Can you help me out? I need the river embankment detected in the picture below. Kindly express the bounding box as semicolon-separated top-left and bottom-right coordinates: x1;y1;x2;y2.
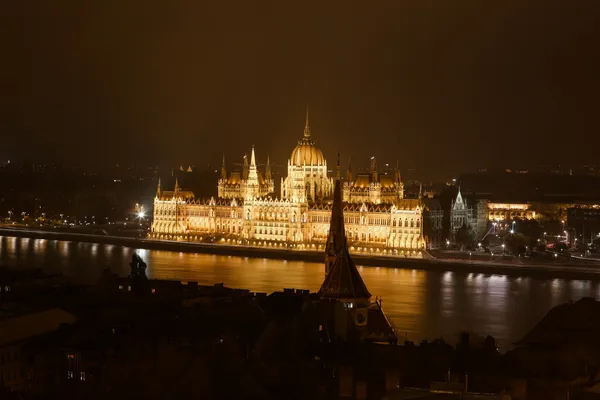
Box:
2;226;600;280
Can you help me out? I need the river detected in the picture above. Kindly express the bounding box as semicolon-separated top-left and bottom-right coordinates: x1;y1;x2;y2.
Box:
1;235;599;351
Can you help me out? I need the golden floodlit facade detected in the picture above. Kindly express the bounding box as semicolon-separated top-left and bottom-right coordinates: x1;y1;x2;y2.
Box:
150;112;426;256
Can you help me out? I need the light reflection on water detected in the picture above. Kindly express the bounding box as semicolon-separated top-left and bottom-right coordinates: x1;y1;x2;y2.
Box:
1;235;599;351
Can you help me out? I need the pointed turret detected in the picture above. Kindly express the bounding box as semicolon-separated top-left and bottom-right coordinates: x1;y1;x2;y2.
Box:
156;177;162;198
174;177;180;192
250;146;256;168
418;182;423;200
220;154;227;180
303;107;311;138
394;160;402;183
454;185;465;210
265;155;272;182
248;146;258;179
370;156;378;182
245;146;259;198
242;153;249;180
346;158;353;182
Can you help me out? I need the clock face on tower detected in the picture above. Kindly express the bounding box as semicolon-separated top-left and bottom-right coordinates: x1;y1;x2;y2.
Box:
355;310;366;326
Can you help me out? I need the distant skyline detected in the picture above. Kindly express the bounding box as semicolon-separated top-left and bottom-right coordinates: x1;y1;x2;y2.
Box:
2;1;599;181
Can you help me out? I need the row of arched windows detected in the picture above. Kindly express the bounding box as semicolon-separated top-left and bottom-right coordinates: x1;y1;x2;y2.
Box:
391;218;421;228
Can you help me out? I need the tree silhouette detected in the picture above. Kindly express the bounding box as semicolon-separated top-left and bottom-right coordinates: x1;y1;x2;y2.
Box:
455;224;475;250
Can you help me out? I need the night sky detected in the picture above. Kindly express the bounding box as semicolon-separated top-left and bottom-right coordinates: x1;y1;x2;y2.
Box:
2;1;599;180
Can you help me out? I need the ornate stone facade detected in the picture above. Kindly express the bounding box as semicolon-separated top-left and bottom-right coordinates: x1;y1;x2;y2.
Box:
217;147;274;199
343;158;404;204
280;110;334;202
450;187;475;239
151;112;426;255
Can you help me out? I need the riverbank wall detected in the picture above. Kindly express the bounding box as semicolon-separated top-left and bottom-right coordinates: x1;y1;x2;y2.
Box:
2;227;600;280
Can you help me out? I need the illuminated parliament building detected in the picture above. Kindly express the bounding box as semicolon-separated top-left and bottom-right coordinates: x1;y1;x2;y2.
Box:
151;112;427;255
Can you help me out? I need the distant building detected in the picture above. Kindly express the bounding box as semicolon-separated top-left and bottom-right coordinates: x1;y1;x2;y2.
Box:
422;198;444;248
218;149;274;199
343;158;404;204
0;308;76;392
566;205;600;246
450;187;475;240
487;202;536;223
151;111;426;255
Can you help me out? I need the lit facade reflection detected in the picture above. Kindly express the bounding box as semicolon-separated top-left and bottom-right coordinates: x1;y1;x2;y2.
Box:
0;234;597;351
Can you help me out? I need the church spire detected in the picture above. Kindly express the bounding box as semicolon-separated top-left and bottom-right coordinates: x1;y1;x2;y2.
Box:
325;172;346;277
320;176;371;300
303;107;311;138
220;154;227;180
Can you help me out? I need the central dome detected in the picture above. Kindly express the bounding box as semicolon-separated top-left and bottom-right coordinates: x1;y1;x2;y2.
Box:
289;111;326;167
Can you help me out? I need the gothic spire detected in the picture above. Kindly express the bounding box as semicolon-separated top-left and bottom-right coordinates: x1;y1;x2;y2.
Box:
370;156;378;182
303;107;311;138
156;177;162;198
320;178;371;299
242;153;249;180
220;154;227;180
347;157;353;182
247;146;258;183
394;160;402;183
325;177;346;276
265;155;272;181
174;177;180;192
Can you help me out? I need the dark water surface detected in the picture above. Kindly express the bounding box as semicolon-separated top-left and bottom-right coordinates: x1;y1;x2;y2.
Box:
2;235;598;351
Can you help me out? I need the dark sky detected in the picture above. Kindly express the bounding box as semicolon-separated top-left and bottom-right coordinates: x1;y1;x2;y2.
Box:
2;1;599;180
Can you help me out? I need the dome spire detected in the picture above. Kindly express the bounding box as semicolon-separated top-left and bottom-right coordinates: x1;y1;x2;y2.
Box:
304;106;311;138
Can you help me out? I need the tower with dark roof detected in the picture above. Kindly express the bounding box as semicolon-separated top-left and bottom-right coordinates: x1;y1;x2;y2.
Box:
319;178;372;329
325;177;346;277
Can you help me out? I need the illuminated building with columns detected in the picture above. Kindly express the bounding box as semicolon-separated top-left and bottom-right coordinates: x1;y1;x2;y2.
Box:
151;112;426;256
